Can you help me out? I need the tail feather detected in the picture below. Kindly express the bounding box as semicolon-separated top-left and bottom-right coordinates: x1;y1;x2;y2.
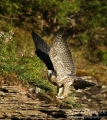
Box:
73;78;96;90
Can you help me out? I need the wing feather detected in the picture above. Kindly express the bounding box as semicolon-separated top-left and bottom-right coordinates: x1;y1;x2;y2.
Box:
32;31;54;71
32;31;50;54
49;29;76;80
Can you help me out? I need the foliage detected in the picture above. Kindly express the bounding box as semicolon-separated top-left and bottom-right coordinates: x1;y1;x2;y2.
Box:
98;50;107;65
75;33;89;45
0;0;22;16
0;30;54;92
33;0;80;25
0;0;79;25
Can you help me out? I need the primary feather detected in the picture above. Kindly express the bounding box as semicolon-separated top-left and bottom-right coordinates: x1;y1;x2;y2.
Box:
32;31;54;71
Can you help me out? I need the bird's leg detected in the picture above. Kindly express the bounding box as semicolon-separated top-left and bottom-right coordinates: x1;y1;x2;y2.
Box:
56;82;73;99
56;83;71;99
57;87;63;97
62;82;72;97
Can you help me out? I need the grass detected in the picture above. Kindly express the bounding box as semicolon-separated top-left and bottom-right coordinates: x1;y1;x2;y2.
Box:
0;28;55;93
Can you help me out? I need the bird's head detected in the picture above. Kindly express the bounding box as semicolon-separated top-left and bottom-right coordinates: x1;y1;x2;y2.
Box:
48;70;55;78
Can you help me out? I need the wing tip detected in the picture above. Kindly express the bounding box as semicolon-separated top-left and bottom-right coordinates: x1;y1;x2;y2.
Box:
56;28;65;36
32;30;34;34
32;30;40;37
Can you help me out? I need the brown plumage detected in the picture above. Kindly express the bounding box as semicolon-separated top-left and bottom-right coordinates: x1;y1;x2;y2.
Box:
32;29;96;99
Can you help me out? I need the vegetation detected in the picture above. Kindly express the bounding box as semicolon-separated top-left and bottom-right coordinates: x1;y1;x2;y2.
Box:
0;29;55;92
0;0;107;95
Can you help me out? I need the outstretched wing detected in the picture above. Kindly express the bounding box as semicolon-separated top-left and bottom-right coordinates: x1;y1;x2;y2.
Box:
49;29;76;81
32;31;54;71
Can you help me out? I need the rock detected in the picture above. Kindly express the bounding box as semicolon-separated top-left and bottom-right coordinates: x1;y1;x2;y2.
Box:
29;87;40;94
0;84;107;119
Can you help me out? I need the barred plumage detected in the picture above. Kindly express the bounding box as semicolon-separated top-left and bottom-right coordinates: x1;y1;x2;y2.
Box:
50;29;76;81
32;29;96;98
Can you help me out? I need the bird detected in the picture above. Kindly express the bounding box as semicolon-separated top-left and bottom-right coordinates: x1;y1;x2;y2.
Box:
31;29;96;99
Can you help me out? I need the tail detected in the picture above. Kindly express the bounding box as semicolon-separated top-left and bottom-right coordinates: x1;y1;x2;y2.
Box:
73;77;96;90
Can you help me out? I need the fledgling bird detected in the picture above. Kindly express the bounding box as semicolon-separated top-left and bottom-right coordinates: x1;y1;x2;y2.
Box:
31;29;96;99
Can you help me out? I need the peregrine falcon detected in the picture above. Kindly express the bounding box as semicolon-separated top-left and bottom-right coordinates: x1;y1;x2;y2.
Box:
32;29;96;98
